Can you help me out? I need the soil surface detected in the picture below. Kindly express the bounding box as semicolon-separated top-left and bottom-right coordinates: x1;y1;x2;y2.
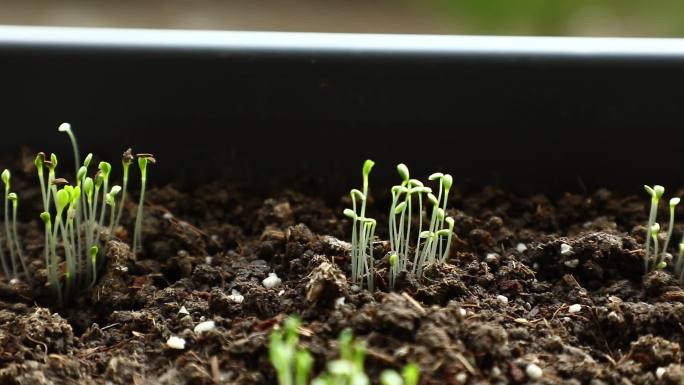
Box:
0;155;683;384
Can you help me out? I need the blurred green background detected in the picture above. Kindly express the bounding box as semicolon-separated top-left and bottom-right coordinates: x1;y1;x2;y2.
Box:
0;0;681;36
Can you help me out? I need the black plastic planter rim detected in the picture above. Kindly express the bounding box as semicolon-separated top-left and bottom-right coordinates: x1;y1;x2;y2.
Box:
0;25;682;195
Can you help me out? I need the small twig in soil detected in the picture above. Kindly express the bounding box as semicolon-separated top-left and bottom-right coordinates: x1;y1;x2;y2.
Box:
401;292;426;315
24;334;48;363
454;352;477;375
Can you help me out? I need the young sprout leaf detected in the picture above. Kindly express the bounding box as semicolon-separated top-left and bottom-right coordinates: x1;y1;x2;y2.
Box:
671;197;681;206
419;231;431;239
1;169;9;185
394;201;407;214
442;174;453;191
380;370;402;385
362;159;375;178
40;211;51;224
427;193;438;207
402;363;420;385
343;209;356;219
84;153;93;168
428;172;443;181
397;163;409;182
56;189;70;211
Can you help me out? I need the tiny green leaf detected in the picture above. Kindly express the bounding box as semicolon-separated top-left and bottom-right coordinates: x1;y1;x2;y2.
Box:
77;166;87;182
396;163;409;181
1;169;9;185
58;122;71;132
442;174;453;191
55;189;70;211
343;209;357;219
671;197;681;207
362;159;374;178
8;192;17;202
644;185;654;196
380;370;402;385
40;211;51;225
435;208;445;220
394;201;407;214
419;231;431;239
351;189;365;201
34;152;45;169
99;161;112;177
391;185;408;195
408;179;423;187
445;217;455;228
428;172;443;180
50;153;58;168
654;185;665;199
656;261;667;270
83;153;93;168
427;193;439;206
389;254;398;266
90;245;98;263
402;363;420;385
109;185;122;196
436;229;451;237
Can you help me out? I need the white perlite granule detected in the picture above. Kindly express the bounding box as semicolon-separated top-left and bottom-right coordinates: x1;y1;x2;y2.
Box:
496;295;509;305
228;289;244;303
262;273;282;289
166;336;186;349
526;363;543;379
560;243;573;255
194;320;216;334
568;304;582;314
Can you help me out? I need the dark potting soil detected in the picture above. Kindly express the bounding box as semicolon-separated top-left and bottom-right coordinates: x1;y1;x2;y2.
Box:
0;153;683;384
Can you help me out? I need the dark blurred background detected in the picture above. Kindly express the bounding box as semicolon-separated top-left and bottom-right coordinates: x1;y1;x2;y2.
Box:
1;0;682;36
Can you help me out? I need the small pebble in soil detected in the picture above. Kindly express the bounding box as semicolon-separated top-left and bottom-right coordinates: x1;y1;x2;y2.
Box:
516;243;527;253
455;372;468;384
166;336;186;349
485;253;500;263
262;272;282;289
205;256;213;265
458;308;467;317
564;259;580;268
657;367;666;379
560;243;573;255
228;289;244;303
568;304;582;314
162;212;173;220
526;363;543;380
178;306;189;315
194;320;216;334
496;295;509;305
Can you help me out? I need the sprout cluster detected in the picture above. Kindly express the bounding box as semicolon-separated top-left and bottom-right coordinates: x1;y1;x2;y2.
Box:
343;161;455;291
0;169;31;283
388;164;454;287
643;185;684;281
343;160;377;291
0;123;154;306
269;316;313;385
270;316;419;385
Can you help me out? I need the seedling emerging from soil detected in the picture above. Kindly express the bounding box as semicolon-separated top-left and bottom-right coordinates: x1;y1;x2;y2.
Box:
644;185;664;271
2;123;156;304
133;153;155;254
269;316;313;385
312;328;420;385
343;160;376;291
58;122;80;174
114;148;134;229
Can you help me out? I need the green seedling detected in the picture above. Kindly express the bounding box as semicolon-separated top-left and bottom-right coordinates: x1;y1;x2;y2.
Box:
58;122;80;175
269;316;312;385
644;185;664;272
662;197;680;265
343;160;376;291
7;192;30;284
133;154;155;254
114;148;134;229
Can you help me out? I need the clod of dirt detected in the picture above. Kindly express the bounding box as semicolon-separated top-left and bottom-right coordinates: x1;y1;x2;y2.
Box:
306;261;349;306
16;307;74;354
629;334;681;370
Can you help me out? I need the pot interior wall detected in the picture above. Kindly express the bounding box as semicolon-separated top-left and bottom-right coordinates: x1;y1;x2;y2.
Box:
1;29;683;196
